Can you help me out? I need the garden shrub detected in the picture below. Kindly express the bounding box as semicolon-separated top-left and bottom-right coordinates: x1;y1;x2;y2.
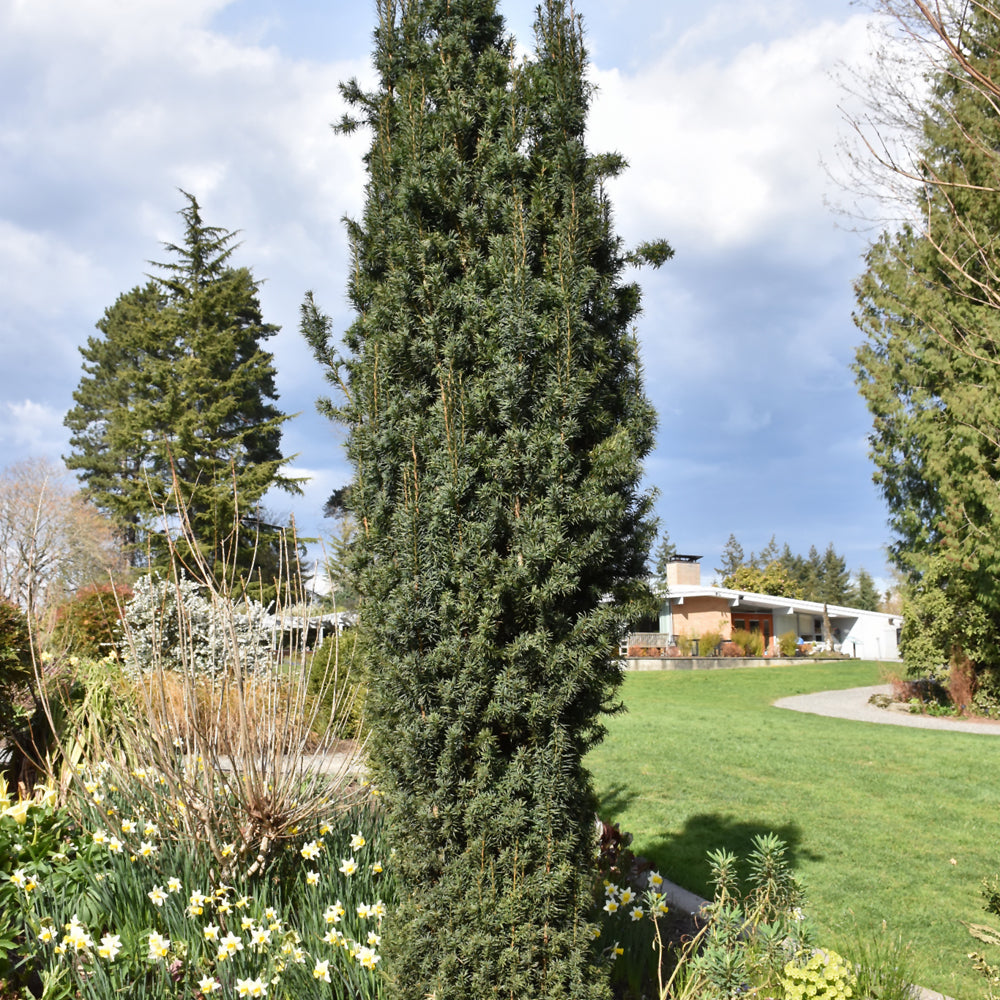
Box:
700;631;723;656
306;628;369;737
730;629;764;657
779;631;798;658
677;635;693;656
121;573;275;676
50;582;132;658
973;665;1000;717
0;600;35;783
780;948;856;1000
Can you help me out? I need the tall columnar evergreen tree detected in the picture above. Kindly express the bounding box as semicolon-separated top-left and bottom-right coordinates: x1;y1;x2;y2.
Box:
305;1;666;995
66;194;299;588
853;4;1000;679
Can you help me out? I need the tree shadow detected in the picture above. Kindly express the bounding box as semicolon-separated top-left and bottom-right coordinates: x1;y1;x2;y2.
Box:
597;784;640;820
604;810;825;900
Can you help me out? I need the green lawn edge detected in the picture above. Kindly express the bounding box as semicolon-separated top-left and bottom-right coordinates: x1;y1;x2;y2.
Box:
588;661;997;998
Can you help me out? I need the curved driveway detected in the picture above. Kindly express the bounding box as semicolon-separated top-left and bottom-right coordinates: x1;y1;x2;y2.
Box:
774;683;1000;734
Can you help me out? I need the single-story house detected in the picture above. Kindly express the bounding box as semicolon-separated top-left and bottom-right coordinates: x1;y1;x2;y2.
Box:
631;556;901;660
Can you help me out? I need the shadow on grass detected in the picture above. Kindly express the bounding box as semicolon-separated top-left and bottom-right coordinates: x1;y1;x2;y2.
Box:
599;809;824;900
598;784;640;821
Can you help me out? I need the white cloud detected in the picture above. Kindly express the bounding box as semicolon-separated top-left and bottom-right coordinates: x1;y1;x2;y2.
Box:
587;13;879;253
0;401;69;462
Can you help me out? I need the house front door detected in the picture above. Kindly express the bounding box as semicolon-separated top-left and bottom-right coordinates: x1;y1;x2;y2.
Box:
732;612;774;652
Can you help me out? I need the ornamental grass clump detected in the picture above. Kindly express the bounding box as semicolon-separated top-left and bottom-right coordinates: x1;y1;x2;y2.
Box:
31;502;366;876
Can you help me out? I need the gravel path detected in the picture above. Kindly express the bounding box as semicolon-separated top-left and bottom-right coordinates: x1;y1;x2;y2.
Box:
774;683;1000;734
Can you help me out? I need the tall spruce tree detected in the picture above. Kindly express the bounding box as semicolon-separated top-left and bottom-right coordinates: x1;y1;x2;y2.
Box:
306;1;666;995
853;3;1000;678
66;194;298;586
715;532;745;579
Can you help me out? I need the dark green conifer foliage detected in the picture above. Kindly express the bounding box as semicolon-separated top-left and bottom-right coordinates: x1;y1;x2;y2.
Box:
66;194;298;587
852;567;880;612
65;282;167;562
853;6;1000;674
307;1;664;995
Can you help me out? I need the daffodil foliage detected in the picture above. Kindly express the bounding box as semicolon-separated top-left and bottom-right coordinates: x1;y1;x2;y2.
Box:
305;0;666;996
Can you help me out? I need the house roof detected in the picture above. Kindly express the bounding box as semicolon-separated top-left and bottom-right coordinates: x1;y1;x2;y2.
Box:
660;584;901;626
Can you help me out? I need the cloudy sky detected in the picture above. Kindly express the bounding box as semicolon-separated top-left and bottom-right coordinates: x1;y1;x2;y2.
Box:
0;0;903;584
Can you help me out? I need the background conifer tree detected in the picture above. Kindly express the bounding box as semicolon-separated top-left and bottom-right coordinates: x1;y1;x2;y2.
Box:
853;3;1000;683
305;0;666;995
66;194;299;590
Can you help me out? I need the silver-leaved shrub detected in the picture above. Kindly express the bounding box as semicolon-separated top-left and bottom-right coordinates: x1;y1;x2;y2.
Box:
121;573;275;676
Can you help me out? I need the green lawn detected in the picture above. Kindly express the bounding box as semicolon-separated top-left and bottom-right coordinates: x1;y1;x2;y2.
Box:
587;661;1000;998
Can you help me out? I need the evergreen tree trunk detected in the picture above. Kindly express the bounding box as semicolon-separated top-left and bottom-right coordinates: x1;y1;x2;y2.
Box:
314;1;662;996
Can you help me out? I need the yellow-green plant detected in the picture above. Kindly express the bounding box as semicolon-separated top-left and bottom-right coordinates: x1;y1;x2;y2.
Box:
781;948;856;999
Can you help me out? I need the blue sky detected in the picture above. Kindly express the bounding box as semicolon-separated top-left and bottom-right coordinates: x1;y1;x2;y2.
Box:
0;0;900;584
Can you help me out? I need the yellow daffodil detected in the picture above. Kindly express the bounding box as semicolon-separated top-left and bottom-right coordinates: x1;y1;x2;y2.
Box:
313;959;331;982
339;857;357;877
349;832;366;850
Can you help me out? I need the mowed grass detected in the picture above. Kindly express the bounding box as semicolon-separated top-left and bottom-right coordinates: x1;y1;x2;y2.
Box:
587;661;1000;998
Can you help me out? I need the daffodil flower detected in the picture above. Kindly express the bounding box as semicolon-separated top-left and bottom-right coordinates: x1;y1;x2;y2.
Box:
339;856;357;876
98;933;122;960
147;931;170;960
356;945;380;970
313;959;331;982
350;832;366;850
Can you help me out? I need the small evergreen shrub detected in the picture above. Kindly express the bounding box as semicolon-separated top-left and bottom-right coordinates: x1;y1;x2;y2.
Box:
50;582;132;658
0;600;34;750
305;628;368;736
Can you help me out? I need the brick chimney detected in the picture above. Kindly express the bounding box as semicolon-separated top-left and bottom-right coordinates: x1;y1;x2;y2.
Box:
665;555;701;587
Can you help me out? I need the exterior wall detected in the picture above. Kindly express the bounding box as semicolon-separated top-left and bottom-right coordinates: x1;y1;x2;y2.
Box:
628;656;812;671
667;596;731;640
841;616;900;660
